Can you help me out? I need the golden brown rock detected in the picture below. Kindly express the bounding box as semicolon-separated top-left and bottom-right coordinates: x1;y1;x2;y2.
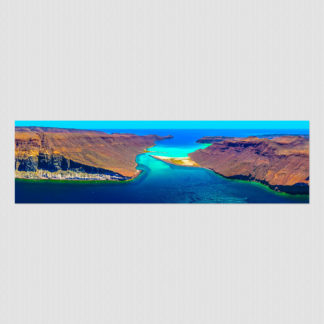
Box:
15;127;172;180
189;136;309;194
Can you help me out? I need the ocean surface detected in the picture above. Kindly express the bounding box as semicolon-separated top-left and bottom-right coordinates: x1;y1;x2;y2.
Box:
15;129;309;203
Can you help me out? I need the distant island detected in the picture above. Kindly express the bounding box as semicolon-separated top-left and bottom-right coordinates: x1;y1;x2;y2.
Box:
15;127;172;181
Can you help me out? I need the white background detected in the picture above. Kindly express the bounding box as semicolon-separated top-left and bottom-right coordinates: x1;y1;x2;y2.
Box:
1;0;323;323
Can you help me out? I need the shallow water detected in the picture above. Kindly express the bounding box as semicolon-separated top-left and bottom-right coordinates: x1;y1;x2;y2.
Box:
15;129;309;203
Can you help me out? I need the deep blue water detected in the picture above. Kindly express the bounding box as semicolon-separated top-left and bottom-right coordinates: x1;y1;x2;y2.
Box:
15;129;309;203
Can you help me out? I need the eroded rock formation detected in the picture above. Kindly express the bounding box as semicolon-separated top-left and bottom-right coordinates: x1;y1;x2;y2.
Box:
15;127;172;180
189;136;309;194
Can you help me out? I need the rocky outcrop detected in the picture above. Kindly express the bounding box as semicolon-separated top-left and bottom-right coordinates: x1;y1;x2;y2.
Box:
189;136;309;194
15;127;172;180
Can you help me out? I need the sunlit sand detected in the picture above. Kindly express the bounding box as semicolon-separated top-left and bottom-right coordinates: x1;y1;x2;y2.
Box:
151;155;200;167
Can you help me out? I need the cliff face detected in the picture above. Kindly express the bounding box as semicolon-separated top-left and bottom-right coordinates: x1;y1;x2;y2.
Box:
15;127;172;180
189;136;309;194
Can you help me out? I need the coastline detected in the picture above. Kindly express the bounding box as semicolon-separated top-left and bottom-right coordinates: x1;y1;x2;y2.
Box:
189;135;309;196
14;141;163;183
150;155;309;197
15;127;173;183
15;147;154;184
210;170;309;197
15;159;149;184
14;177;136;184
15;166;142;183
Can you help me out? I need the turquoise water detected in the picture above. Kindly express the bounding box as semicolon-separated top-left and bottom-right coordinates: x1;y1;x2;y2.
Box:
15;129;309;203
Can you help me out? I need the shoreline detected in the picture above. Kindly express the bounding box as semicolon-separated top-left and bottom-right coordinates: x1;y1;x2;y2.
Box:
15;127;173;183
151;155;309;197
14;174;139;184
17;154;309;197
210;170;309;197
14;177;136;184
14;143;160;183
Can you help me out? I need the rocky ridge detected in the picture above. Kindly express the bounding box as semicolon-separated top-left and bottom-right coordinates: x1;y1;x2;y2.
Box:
15;127;172;180
189;135;309;194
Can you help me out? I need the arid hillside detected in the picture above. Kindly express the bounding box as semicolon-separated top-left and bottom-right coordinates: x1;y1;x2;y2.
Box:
189;136;309;194
15;127;172;180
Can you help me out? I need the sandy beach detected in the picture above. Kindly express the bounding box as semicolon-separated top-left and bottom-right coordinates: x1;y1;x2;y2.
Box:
151;155;200;167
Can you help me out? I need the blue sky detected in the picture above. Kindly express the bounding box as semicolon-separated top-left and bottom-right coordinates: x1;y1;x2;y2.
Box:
15;120;309;130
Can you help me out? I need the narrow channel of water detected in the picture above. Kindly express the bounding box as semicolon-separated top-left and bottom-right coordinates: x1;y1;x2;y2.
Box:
15;129;309;203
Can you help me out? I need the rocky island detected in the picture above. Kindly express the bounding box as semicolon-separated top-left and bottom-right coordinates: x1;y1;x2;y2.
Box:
189;135;309;194
15;127;172;181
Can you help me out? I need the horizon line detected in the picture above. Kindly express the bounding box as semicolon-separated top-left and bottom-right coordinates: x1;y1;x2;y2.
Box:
15;120;310;130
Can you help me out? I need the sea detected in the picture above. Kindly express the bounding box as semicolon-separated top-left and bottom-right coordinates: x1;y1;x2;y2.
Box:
15;129;309;203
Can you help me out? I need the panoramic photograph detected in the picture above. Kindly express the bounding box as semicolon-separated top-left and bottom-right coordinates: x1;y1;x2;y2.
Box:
15;121;309;203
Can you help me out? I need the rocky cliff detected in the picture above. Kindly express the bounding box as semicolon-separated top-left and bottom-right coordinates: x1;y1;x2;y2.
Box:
189;136;309;194
15;127;172;180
